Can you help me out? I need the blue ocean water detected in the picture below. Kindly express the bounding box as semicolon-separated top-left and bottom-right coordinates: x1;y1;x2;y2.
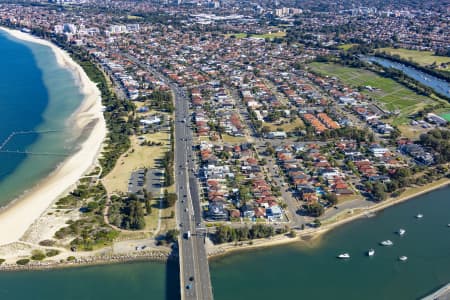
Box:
0;29;85;206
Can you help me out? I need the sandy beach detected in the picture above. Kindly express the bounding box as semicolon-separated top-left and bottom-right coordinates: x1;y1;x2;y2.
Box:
0;27;106;246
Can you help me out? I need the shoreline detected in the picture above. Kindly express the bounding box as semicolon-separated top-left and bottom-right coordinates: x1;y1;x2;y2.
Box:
0;27;107;246
0;251;173;273
0;176;446;271
207;178;450;259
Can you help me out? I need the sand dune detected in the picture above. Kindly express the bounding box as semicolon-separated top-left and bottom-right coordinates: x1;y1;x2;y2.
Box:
0;27;106;246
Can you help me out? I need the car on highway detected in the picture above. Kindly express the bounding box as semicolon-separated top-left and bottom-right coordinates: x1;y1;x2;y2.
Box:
186;284;192;290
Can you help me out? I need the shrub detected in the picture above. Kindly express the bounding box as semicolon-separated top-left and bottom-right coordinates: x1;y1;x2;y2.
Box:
16;259;30;265
67;256;76;261
45;250;60;257
39;240;56;247
31;250;46;261
0;258;5;265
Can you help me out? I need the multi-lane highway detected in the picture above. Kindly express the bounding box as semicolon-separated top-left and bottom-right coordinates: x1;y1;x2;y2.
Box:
172;85;213;300
117;52;213;299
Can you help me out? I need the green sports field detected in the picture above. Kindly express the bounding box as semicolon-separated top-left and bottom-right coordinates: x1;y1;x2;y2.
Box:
308;62;449;125
440;113;450;121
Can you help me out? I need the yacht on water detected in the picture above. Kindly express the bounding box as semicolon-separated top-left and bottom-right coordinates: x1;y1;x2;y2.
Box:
337;253;350;259
398;229;406;236
416;214;423;219
399;256;408;261
367;249;375;257
380;240;393;246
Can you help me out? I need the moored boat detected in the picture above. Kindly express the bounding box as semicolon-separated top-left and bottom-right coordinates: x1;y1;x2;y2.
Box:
337;253;350;259
399;256;408;261
398;229;406;236
416;214;423;219
367;249;375;257
380;240;393;246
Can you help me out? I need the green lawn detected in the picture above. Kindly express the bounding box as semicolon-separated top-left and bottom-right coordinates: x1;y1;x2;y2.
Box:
252;31;286;39
338;44;358;51
127;15;143;20
309;62;448;125
221;134;249;144
264;117;305;132
440;113;450;121
377;48;450;71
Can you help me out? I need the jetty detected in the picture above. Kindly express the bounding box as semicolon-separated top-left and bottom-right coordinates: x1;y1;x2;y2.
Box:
0;150;69;157
0;130;68;157
422;283;450;300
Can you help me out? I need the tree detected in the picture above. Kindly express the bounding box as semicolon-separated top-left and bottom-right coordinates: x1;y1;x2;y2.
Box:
165;229;180;243
85;201;99;213
165;192;177;207
305;203;324;217
372;182;387;202
145;198;152;215
313;219;322;227
324;193;338;205
122;195;146;230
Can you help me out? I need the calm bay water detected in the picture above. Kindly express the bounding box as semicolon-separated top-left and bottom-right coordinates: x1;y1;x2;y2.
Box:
0;186;448;300
0;30;84;206
0;262;168;300
210;186;450;300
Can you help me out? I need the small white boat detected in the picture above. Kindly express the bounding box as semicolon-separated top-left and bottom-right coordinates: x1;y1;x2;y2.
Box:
367;249;375;257
416;214;423;219
447;224;450;227
399;256;408;261
337;253;350;259
398;229;406;236
380;240;393;246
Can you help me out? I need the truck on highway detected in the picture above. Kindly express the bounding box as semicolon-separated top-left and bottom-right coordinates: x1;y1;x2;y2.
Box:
184;230;191;239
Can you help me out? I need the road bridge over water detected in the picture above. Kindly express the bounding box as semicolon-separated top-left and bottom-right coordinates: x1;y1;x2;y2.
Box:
111;53;214;300
173;83;213;300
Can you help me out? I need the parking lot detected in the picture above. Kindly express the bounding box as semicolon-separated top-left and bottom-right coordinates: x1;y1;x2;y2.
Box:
128;169;146;195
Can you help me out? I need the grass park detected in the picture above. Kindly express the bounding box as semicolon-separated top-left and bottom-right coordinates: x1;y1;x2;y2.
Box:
338;44;358;51
377;48;450;71
102;130;170;194
308;62;450;126
101;123;177;235
264;117;305;132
